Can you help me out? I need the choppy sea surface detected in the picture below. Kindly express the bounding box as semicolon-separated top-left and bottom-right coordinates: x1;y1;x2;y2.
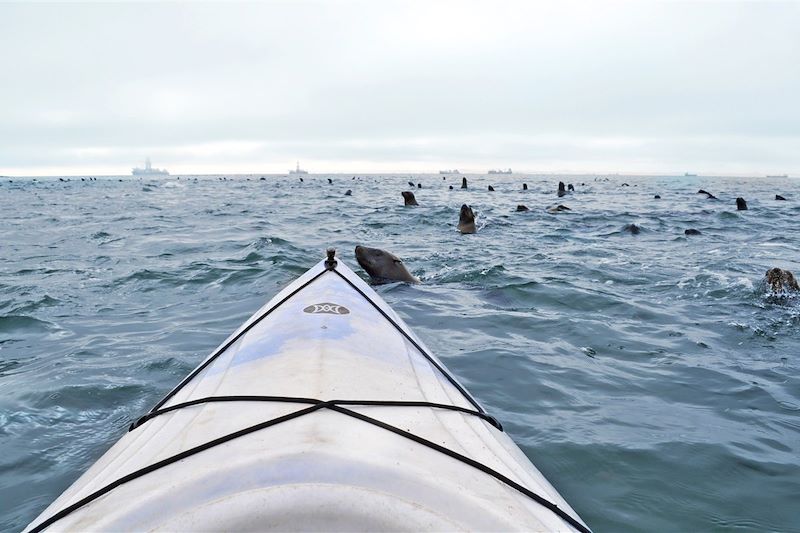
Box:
1;173;798;532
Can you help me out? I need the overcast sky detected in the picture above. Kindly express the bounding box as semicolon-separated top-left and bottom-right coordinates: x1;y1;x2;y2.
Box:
1;1;799;176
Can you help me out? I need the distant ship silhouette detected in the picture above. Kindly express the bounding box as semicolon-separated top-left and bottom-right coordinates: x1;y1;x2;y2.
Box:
132;158;169;176
289;161;308;175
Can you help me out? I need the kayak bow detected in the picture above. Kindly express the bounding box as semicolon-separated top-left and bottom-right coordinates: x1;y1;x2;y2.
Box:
27;249;589;532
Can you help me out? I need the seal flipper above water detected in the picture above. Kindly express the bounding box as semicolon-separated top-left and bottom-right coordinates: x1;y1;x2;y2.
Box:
697;189;717;199
775;195;787;201
736;197;748;210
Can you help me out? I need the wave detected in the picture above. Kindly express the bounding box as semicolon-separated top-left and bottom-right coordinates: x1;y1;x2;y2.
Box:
0;314;55;334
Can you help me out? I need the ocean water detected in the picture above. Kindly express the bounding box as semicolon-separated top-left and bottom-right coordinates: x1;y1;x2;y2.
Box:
1;173;798;532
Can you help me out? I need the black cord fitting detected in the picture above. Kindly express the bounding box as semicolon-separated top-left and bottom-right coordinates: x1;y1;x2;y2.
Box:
325;248;337;269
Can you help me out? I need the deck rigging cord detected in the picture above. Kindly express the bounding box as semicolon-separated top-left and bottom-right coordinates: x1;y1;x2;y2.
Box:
30;250;590;533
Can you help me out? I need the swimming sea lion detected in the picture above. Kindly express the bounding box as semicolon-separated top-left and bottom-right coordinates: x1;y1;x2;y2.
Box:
458;204;476;234
623;223;641;234
328;178;333;184
568;183;574;191
516;205;529;212
408;181;415;187
355;246;420;284
345;189;352;196
523;183;528;190
449;185;454;190
766;267;799;293
557;181;566;197
697;189;717;199
621;183;630;187
299;177;303;182
461;177;468;189
417;183;422;189
736;197;748;210
488;185;495;191
654;194;661;199
402;191;418;206
684;229;701;235
546;205;571;214
776;195;787;201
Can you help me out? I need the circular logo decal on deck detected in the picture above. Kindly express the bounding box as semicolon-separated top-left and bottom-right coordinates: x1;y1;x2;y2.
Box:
303;302;350;315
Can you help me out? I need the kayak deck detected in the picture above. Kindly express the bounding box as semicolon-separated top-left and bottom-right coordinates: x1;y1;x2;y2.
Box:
27;252;589;532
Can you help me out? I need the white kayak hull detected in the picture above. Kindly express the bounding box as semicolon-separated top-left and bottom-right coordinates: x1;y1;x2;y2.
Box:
27;253;589;532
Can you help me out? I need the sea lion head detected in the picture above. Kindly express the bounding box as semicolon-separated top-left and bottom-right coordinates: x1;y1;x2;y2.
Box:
354;246;419;284
766;267;799;293
458;204;476;233
401;191;418;206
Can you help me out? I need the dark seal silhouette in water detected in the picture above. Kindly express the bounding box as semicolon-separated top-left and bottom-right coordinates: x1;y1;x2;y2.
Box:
623;223;641;235
776;195;787;201
344;190;352;196
654;194;661;199
401;191;418;206
417;183;422;189
408;181;415;187
765;267;799;294
557;181;566;197
355;245;420;284
449;185;454;190
546;204;571;214
458;204;476;234
684;229;702;235
522;183;528;190
328;178;333;184
516;205;530;212
736;197;748;210
461;177;468;189
697;189;717;199
488;185;495;192
568;183;574;191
